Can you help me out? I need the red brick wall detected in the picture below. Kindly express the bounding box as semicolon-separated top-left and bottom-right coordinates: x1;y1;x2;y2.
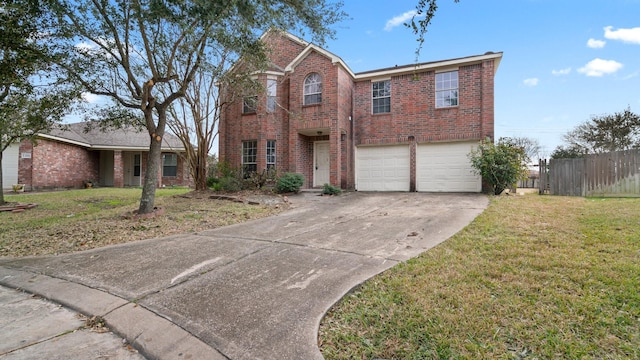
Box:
219;31;497;191
162;152;192;187
17;139;191;190
354;61;496;146
18;140;33;190
28;139;99;189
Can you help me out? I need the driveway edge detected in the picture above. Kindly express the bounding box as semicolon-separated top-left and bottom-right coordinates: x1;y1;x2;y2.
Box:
0;266;227;360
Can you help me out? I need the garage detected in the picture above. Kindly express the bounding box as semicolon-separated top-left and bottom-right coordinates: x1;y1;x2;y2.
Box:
356;145;410;191
2;144;20;190
416;141;481;192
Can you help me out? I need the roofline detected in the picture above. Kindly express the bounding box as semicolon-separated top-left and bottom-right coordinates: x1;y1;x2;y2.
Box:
354;52;503;80
37;134;91;148
37;134;185;152
284;43;356;78
90;145;186;152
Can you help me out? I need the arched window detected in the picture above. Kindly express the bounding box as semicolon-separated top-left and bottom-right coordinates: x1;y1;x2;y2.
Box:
303;73;322;105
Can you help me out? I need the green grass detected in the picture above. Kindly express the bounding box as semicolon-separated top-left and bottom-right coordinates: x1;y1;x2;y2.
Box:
0;188;282;257
319;195;640;359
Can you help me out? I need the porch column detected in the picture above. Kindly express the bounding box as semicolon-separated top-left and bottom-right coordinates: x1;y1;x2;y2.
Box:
113;151;124;187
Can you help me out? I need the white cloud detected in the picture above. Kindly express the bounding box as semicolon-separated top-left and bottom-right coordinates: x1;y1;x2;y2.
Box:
604;26;640;44
384;10;421;31
552;67;571;76
523;78;539;87
577;58;623;77
82;92;101;103
587;38;606;48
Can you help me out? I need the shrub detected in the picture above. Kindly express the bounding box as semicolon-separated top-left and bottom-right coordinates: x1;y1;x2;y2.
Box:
322;183;341;195
276;172;304;193
218;176;242;192
468;137;529;195
246;168;278;189
206;177;218;188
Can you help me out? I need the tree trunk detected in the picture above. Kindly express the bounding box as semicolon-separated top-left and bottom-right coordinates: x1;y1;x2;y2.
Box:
194;137;208;190
138;110;165;214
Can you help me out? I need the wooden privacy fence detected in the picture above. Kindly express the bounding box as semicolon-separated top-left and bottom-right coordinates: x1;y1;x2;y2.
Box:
539;149;640;197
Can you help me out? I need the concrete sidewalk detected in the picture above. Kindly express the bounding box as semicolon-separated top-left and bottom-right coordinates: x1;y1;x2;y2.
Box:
0;285;144;359
0;192;487;359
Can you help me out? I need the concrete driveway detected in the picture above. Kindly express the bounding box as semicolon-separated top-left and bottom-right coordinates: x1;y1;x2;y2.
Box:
0;192;487;360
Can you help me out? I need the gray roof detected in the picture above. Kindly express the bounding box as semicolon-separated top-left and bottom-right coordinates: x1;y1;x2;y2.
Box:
41;122;185;151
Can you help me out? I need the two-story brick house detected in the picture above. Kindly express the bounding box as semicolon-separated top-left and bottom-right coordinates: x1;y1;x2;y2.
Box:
219;29;502;192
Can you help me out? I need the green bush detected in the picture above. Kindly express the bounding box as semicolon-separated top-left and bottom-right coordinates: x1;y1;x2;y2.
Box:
322;183;341;195
218;176;242;192
468;137;529;195
276;172;304;193
206;177;218;188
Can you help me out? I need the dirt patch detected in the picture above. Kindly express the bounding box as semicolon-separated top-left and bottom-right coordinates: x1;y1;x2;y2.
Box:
0;189;288;257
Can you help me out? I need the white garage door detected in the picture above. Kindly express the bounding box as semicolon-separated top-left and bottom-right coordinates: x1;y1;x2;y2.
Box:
416;141;481;192
2;144;20;189
356;145;410;191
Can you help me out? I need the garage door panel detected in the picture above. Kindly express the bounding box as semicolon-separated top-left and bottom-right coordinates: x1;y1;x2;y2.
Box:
357;145;409;191
417;142;480;192
2;144;19;189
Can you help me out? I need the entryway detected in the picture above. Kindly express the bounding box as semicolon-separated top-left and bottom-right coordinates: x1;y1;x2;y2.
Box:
313;141;330;187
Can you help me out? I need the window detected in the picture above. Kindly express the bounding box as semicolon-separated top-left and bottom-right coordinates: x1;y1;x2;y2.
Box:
303;73;322;105
372;80;391;114
162;153;177;177
133;154;141;176
242;140;257;175
435;71;458;108
267;79;277;113
243;95;257;114
266;140;276;170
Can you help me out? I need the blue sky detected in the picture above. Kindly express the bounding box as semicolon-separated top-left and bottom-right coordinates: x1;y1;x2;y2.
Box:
320;0;640;157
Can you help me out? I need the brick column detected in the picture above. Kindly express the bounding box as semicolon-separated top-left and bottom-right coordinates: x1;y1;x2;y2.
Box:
113;151;124;187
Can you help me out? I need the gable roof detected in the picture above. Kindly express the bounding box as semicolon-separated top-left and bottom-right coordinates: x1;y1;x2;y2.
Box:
263;29;502;82
39;122;185;151
259;29;356;78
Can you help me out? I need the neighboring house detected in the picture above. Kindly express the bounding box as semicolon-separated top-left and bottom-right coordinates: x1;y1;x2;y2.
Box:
3;122;191;191
219;30;502;192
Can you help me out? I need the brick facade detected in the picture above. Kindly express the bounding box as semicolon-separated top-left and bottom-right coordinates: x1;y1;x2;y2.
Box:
17;138;191;190
219;30;502;190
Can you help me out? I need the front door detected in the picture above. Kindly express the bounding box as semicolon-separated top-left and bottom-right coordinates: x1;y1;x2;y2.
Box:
124;152;142;186
314;141;330;187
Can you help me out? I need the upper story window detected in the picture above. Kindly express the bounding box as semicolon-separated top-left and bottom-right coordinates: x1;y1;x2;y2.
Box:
162;153;177;177
243;95;257;114
303;73;322;105
435;70;458;108
372;80;391;114
267;78;277;113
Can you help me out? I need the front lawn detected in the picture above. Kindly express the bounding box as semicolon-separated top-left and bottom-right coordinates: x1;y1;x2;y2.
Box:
319;195;639;359
0;188;284;257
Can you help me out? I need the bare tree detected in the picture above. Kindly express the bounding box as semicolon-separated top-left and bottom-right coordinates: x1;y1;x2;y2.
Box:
509;136;541;162
53;0;346;213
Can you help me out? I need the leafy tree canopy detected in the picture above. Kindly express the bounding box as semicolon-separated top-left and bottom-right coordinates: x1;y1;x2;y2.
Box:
0;0;80;204
561;107;640;155
50;0;347;213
